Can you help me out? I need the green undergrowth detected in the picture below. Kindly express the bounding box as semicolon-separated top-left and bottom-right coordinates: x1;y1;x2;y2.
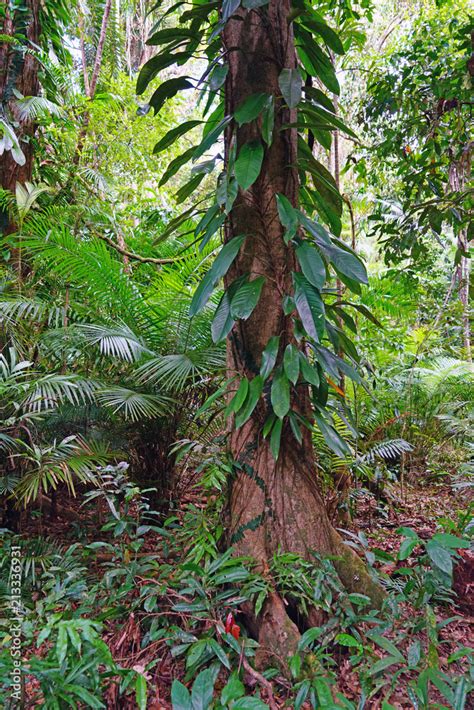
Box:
0;473;472;709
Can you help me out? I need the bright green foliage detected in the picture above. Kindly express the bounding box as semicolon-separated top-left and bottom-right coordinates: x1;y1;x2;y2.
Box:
133;0;377;458
358;2;472;263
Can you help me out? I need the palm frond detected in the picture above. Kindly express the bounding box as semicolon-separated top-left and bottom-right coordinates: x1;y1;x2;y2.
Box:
361;438;413;464
23;375;98;413
13;96;64;121
76;322;153;362
135;348;225;392
96;386;172;421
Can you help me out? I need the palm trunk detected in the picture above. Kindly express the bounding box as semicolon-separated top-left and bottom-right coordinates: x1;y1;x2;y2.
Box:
223;2;383;667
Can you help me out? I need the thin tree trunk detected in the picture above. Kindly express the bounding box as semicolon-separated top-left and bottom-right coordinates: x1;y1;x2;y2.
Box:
223;2;383;669
448;148;471;361
74;0;112;166
78;11;91;96
0;0;40;239
89;0;113;99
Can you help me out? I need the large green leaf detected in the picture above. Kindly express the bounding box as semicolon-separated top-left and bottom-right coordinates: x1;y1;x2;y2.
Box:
299;353;320;386
153;121;202;155
283;344;300;384
296;243;326;289
223;0;241;21
261;95;275;145
175;173;205;203
276;193;299;242
314;412;350;457
260;335;280;379
295;28;339;94
211;291;234;343
149;77;193;115
135;675;147;710
193;116;232;161
191;669;215;710
227;378;249;414
426;541;453;575
235;376;263;427
327;242;368;285
234;140;264;190
271;369;290;418
146;28;200;46
190;235;246;316
159;146;196;186
293;273;325;341
278;68;302;108
171;680;192;710
230;276;265;319
209;63;229;90
300;15;344;55
137;51;190;95
270;417;283;459
299;103;357;139
234;93;270;125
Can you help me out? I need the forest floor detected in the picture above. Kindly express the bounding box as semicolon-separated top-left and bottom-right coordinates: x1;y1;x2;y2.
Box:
21;482;473;709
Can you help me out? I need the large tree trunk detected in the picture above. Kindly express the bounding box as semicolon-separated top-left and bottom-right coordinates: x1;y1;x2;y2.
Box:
223;3;383;667
0;0;40;237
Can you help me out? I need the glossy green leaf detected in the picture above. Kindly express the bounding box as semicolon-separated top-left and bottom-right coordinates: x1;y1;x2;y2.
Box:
193;116;232;161
211;293;235;343
426;541;453;575
270;417;283;459
283;344;300;384
220;673;245;705
227;378;249;414
299;354;320;386
159;146;196;186
175;173;205;203
209;63;229;90
137;51;190;95
327;241;368;285
278;67;302;108
234;93;269;125
149;78;193;115
135;674;147;710
398;537;419;560
271;369;290;418
153;121;202;155
276;193;299;242
296;243;326;289
300;16;344;55
235;376;263;427
289;411;303;444
261;95;275;145
260;335;280;379
56;624;68;665
190;235;246;316
314;412;350;457
191;669;215;710
235;140;264;190
146;28;200;46
293;272;325;341
230;276;265;319
223;0;241;21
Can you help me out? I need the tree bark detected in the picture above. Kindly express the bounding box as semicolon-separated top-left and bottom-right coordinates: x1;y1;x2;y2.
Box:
448;147;471;361
0;0;40;237
222;2;384;669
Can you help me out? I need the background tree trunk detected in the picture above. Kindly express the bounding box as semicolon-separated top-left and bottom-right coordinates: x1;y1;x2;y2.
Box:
223;2;383;667
0;0;40;236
